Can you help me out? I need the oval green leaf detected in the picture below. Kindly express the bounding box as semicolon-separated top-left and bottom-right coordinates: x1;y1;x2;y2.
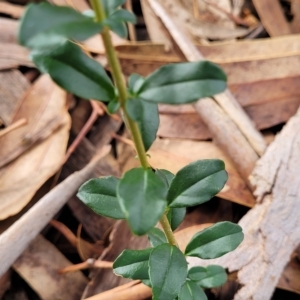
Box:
19;2;103;49
155;169;174;188
148;228;167;247
31;40;115;102
178;280;207;300
188;265;227;288
117;168;167;235
185;221;244;259
126;98;159;151
137;61;227;104
102;0;126;15
167;159;228;208
113;248;152;280
128;73;145;94
167;207;186;231
149;243;187;300
77;177;125;219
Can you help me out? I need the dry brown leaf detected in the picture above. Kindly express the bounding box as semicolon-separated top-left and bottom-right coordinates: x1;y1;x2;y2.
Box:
0;70;30;125
158;0;250;41
13;235;87;300
0;43;32;70
0;75;70;220
0;18;18;43
0;2;24;18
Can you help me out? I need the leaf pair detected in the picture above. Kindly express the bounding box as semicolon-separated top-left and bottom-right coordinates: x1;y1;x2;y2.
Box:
114;243;187;300
179;265;228;300
78;159;228;236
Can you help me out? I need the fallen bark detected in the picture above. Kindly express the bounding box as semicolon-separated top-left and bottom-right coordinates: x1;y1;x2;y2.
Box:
188;106;300;300
0;145;110;278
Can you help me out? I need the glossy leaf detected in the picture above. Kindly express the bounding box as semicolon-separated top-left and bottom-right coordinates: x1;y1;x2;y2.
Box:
178;280;207;300
31;40;115;101
149;244;187;300
105;18;128;38
137;61;227;104
148;228;167;247
117;168;167;235
155;169;174;188
109;9;136;23
185;221;244;259
128;73;145;94
167;208;186;231
102;0;126;15
77;177;125;219
19;2;103;49
188;265;227;288
142;279;152;287
107;99;120;114
113;248;152;279
167;160;228;208
126;98;159;151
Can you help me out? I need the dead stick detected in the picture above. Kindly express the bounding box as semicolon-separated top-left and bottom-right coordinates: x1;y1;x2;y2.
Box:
0;118;27;138
0;145;111;278
85;281;151;300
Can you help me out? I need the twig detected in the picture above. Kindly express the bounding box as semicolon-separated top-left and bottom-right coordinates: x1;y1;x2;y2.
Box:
125;0;137;41
0;118;27;138
84;280;150;300
0;145;111;278
111;132;135;147
59;258;113;274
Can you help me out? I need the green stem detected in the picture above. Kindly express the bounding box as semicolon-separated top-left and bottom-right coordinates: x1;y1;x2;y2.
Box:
90;0;149;169
160;214;178;246
91;0;178;247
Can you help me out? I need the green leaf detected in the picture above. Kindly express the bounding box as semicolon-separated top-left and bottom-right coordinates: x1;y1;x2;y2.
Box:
77;177;125;219
155;169;174;188
113;248;152;279
167;208;186;231
178;280;207;300
188;265;227;288
149;244;187;300
126;98;159;151
19;2;103;49
107;99;120;114
117;168;167;235
31;40;115;101
142;279;152;287
102;0;126;15
137;61;227;104
128;73;145;94
167;160;228;208
148;228;167;247
185;221;244;259
105;18;128;38
109;9;137;24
